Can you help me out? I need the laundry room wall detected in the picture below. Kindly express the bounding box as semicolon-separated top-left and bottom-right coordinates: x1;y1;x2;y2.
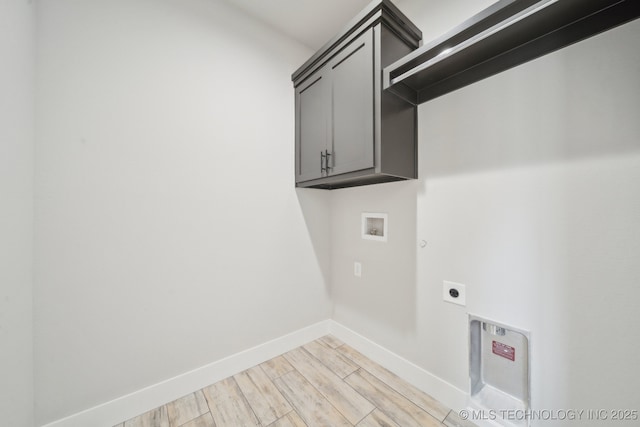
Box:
0;0;35;425
331;1;640;423
34;0;331;424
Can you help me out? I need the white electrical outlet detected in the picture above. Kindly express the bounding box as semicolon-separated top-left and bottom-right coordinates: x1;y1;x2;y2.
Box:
354;262;362;278
443;281;466;306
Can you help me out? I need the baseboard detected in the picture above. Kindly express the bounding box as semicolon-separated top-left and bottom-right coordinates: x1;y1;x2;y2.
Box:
328;321;468;412
41;320;332;427
42;319;468;427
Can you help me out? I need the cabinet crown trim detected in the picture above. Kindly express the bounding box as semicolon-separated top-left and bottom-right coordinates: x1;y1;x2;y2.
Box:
292;0;422;86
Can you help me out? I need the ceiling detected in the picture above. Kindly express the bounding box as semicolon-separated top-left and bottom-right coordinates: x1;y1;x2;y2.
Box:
220;0;373;50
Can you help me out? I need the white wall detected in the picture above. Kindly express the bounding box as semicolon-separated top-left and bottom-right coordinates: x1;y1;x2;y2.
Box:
0;1;35;426
332;1;640;424
32;1;640;424
34;0;330;424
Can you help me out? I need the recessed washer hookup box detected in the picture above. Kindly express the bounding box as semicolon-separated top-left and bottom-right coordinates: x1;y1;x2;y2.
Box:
469;315;530;426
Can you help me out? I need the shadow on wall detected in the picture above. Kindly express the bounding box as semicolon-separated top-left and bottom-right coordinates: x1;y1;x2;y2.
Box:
413;18;640;411
295;188;332;291
418;19;640;180
329;181;419;336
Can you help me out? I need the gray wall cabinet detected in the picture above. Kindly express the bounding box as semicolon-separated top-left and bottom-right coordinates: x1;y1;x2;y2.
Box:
292;0;422;189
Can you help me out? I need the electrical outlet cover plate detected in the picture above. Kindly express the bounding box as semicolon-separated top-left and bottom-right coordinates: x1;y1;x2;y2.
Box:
354;262;362;278
443;281;466;306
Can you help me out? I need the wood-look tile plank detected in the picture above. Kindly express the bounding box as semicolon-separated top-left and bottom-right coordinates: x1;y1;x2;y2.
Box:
260;355;295;380
117;339;462;427
124;406;170;427
166;390;209;427
304;340;358;378
273;370;351;427
317;335;344;349
268;411;308;427
338;344;450;421
202;377;259;427
234;366;292;425
345;369;442;427
284;347;374;424
444;410;479;427
356;409;401;427
181;413;216;427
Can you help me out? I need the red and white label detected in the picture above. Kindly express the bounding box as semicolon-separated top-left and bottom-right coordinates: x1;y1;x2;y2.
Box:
492;341;515;361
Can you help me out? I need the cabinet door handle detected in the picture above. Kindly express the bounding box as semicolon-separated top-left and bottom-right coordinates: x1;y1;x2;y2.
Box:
320;151;326;172
325;150;332;171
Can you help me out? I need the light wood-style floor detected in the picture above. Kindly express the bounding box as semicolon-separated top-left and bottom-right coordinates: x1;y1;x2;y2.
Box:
114;335;476;427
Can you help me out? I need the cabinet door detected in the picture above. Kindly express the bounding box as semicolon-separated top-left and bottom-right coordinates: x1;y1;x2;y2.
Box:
295;71;329;183
328;28;374;176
